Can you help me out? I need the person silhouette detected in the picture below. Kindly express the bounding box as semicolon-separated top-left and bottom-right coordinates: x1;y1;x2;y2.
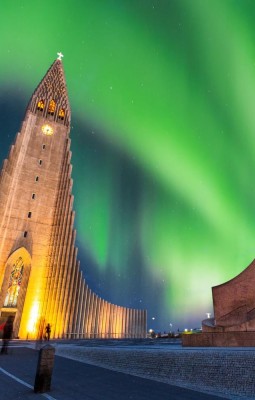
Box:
45;323;51;341
1;316;14;354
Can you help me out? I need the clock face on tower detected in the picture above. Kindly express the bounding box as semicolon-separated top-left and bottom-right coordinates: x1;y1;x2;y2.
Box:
42;124;54;136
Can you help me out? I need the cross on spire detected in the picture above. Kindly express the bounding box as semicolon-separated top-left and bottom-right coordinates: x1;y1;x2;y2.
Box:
57;52;64;61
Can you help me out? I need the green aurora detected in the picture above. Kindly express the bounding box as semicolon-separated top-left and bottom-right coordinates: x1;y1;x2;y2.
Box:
1;0;255;330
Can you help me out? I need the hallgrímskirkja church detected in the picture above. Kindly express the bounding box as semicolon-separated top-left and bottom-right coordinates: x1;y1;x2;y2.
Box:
0;54;147;339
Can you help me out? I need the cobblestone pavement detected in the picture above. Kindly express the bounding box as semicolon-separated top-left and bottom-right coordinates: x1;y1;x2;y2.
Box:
0;344;227;400
51;339;255;400
4;339;255;399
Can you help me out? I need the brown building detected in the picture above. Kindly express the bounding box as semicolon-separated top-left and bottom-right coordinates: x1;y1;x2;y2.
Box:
0;55;147;339
183;259;255;346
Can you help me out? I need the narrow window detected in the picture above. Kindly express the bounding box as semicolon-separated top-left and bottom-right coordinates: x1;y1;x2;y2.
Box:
35;176;39;182
37;99;44;111
58;108;65;120
28;212;32;218
39;159;42;165
24;231;27;238
42;144;46;150
32;193;35;199
48;99;56;115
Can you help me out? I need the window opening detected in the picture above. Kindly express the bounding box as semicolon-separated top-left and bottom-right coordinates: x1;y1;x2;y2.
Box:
35;176;39;182
37;100;44;111
48;99;56;115
58;108;65;120
39;159;42;165
4;257;24;307
32;193;35;199
24;231;27;238
42;144;46;150
28;212;32;218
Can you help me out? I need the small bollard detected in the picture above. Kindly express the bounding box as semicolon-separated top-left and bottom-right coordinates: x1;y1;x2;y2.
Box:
34;344;55;393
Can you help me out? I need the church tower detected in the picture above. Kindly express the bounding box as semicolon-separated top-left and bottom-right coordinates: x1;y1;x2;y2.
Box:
0;55;147;339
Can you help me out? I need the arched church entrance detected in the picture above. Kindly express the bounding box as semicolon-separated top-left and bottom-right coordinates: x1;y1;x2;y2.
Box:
0;247;31;338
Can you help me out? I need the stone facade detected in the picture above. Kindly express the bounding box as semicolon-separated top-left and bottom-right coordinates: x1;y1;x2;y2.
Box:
183;259;255;347
0;58;147;339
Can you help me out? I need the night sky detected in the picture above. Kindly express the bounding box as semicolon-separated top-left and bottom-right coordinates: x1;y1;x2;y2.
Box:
1;0;255;331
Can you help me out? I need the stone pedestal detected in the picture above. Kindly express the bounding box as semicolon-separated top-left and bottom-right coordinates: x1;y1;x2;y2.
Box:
34;344;55;393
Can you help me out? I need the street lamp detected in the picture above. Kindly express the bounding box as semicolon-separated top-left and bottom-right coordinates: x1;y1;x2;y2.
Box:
148;328;155;338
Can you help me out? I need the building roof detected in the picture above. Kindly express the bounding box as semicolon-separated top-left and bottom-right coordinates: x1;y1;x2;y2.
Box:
27;58;71;127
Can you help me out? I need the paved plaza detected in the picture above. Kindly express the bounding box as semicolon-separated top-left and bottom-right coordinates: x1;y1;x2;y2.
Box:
0;339;253;400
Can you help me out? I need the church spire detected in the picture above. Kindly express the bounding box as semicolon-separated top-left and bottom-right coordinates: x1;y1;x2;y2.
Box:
27;54;71;127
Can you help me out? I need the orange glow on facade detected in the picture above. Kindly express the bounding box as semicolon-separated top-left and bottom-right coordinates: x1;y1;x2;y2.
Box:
27;301;39;336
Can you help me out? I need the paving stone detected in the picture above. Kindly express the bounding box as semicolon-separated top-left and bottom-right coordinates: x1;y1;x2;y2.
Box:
55;342;255;400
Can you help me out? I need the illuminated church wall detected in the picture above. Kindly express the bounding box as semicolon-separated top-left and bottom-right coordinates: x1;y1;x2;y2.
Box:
0;57;147;339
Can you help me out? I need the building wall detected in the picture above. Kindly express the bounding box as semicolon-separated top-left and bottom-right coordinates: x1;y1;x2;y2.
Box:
182;331;255;346
212;259;255;329
0;60;147;339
